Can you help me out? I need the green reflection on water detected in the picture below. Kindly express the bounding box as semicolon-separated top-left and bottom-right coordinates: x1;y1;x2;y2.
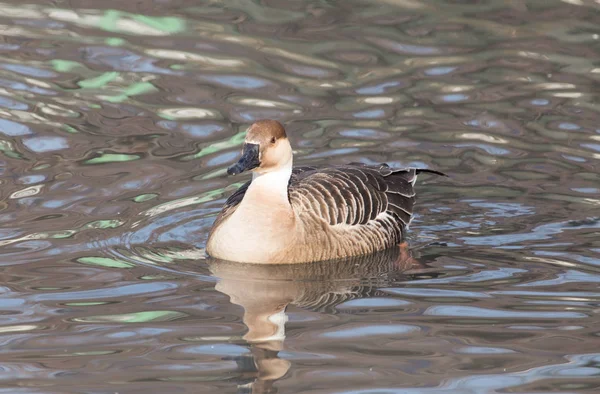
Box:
50;60;83;73
49;230;76;239
133;193;158;203
142;188;228;217
84;153;141;164
62;125;79;133
104;81;158;103
133;15;185;34
100;9;185;34
181;130;245;161
84;219;124;229
77;256;134;269
0;140;23;159
105;37;126;46
78;72;119;89
74;310;187;323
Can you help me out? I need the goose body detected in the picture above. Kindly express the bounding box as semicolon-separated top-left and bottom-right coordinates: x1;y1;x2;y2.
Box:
206;120;444;264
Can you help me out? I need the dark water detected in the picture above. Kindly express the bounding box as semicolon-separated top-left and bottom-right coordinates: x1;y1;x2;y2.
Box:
1;0;599;392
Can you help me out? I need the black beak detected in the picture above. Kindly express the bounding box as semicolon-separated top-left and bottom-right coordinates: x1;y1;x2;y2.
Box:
227;143;260;175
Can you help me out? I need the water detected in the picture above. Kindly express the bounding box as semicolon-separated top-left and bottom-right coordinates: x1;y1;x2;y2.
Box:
0;0;599;392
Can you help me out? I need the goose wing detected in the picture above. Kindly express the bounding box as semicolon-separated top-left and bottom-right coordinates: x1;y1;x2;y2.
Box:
289;164;439;228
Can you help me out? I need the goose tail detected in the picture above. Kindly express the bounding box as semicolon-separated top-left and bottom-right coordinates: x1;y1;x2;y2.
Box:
415;168;448;177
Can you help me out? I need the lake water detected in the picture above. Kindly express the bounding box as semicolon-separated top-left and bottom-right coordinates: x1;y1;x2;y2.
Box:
0;0;599;393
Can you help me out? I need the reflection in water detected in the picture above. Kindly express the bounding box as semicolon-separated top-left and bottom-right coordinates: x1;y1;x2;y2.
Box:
208;247;434;393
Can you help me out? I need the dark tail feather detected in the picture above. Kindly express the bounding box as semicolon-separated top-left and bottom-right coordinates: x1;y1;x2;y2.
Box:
416;168;448;177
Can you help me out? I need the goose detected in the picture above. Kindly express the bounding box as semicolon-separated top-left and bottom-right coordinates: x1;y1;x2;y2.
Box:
206;119;445;264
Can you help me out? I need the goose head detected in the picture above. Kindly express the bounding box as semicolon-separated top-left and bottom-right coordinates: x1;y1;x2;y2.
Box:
227;120;292;176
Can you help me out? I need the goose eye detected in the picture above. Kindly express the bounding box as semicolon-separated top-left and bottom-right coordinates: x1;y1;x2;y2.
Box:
270;137;276;144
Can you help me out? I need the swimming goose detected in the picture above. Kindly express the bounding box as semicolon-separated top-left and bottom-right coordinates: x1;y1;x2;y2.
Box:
206;119;444;264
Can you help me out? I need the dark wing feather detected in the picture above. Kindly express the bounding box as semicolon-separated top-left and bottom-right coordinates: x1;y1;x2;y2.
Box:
210;180;250;231
289;165;429;228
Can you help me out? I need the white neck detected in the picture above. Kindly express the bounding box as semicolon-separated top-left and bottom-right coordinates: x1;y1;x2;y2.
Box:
206;157;295;263
248;159;293;202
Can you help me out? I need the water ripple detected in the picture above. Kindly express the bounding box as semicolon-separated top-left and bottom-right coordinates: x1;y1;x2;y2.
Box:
0;0;599;392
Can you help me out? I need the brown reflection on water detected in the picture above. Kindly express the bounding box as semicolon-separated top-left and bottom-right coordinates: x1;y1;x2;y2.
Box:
208;247;429;393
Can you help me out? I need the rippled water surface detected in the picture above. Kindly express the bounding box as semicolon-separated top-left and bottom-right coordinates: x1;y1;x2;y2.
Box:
1;0;600;392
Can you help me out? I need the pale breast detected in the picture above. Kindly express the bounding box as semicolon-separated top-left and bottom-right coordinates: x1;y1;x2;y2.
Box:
206;202;298;263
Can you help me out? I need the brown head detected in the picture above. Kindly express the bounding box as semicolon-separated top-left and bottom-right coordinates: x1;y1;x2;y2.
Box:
227;120;292;176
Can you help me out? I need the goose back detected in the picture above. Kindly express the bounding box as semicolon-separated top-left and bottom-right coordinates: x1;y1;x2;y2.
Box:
289;164;418;227
286;164;429;261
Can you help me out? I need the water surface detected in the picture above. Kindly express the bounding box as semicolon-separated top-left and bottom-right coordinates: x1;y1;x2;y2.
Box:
0;0;599;393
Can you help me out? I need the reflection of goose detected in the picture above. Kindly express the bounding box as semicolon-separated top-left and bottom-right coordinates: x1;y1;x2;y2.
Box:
208;247;437;394
206;119;445;264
